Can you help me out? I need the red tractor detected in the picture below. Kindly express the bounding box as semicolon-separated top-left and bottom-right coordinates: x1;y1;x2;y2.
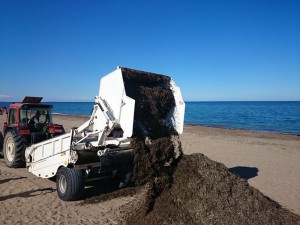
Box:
0;97;65;168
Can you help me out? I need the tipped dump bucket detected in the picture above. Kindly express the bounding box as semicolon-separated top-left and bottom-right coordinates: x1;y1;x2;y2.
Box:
99;67;185;138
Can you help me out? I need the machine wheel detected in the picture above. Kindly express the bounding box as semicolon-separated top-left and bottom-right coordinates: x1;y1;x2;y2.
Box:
56;167;85;201
3;131;26;167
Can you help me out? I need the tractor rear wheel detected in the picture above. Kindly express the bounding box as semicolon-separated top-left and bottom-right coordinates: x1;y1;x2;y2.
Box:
56;167;85;201
0;132;3;157
3;131;26;168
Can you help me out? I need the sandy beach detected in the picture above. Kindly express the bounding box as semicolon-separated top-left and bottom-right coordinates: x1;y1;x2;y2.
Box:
0;114;300;224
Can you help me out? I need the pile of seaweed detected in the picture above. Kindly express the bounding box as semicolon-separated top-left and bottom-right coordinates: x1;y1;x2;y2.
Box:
126;153;300;224
83;68;300;225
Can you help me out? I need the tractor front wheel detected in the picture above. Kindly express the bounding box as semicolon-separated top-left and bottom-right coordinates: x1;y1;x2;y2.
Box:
3;131;26;168
56;167;85;201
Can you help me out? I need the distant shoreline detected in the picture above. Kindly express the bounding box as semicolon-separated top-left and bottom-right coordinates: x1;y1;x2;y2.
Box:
1;101;299;135
185;123;300;137
51;114;300;138
1;100;300;103
52;112;89;117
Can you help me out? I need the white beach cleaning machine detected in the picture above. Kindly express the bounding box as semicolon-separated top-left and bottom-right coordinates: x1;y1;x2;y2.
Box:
24;67;185;201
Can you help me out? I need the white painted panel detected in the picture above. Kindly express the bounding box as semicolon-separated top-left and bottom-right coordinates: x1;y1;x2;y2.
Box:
98;67;135;137
99;68;124;121
167;79;185;134
54;139;60;154
119;96;135;137
26;133;72;178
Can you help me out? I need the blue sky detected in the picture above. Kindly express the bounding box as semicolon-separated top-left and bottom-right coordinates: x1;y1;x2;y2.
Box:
0;0;299;102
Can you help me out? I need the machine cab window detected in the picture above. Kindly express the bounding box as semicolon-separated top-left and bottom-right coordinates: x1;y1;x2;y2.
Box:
8;109;16;124
20;108;53;125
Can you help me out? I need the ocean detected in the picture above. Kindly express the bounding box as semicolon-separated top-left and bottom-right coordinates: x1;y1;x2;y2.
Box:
184;101;300;135
1;101;299;135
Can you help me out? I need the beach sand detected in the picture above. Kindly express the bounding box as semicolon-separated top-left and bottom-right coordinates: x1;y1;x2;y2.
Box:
0;114;299;224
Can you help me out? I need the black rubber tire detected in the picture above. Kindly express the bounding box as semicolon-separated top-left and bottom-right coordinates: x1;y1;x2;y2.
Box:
0;132;3;157
3;130;27;168
56;167;85;201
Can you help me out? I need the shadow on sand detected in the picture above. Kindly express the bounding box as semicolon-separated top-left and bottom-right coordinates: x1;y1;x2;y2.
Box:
0;176;27;185
83;178;119;199
229;166;259;180
0;187;55;201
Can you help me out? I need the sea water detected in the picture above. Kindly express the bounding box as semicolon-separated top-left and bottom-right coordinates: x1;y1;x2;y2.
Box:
185;101;300;135
0;101;299;135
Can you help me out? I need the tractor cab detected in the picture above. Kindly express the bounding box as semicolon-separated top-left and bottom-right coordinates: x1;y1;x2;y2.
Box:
17;105;56;142
1;96;65;167
20;105;52;129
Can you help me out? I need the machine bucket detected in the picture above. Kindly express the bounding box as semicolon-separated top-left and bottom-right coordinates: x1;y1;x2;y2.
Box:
98;67;185;137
